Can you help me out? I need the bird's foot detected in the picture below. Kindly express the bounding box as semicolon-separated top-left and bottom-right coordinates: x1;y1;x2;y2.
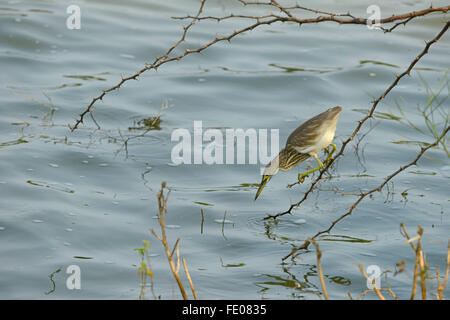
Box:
297;173;307;183
324;144;337;166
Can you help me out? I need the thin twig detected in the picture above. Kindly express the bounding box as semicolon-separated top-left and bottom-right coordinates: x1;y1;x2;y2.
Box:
170;238;180;259
382;16;415;33
400;223;417;251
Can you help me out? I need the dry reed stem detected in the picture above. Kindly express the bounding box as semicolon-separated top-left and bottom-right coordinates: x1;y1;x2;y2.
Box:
358;264;386;300
170;238;180;259
401;224;430;300
402;224;421;300
311;239;329;300
402;225;450;300
70;1;449;131
175;245;181;274
280;23;450;257
151;182;190;300
357;288;391;300
182;257;198;300
400;223;417;251
437;240;450;299
436;266;442;299
355;225;447;300
283;124;449;260
419;249;427;300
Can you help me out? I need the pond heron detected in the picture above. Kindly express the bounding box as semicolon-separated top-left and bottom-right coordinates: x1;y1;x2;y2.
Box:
255;106;342;200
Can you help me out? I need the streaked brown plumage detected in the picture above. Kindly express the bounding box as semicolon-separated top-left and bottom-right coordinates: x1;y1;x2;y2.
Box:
255;106;342;200
276;146;310;171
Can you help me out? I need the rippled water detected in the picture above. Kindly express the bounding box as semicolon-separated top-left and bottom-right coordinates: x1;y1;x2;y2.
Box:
0;0;449;299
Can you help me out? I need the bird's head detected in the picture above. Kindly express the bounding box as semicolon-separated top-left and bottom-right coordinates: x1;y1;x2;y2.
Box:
254;156;280;200
328;106;342;119
254;174;273;200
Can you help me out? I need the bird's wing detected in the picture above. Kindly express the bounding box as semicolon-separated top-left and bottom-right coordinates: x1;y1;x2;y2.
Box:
286;111;329;149
279;146;310;171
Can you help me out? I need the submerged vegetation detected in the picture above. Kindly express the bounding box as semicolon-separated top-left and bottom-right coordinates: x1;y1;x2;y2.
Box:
392;70;450;158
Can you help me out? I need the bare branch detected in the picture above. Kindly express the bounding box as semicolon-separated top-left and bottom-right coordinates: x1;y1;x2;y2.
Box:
69;0;207;131
267;20;450;221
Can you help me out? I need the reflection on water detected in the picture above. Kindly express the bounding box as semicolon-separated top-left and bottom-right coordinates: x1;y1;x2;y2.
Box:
255;263;352;299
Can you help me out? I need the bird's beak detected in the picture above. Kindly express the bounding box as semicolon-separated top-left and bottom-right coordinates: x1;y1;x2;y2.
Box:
254;175;272;200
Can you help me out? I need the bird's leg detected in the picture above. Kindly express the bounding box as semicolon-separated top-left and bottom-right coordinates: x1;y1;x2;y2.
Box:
298;145;337;182
325;143;337;165
298;154;323;183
